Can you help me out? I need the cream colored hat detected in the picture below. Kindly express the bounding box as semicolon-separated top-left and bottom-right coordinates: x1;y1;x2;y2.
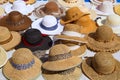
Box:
0;26;21;51
3;48;42;80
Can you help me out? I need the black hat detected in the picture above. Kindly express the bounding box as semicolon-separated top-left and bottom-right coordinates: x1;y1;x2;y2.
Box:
15;29;53;51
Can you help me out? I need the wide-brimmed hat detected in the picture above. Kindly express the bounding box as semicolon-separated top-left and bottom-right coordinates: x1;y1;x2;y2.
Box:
86;25;120;52
8;0;36;4
5;0;34;15
82;52;120;80
0;26;21;51
32;15;64;35
34;1;65;18
3;48;42;80
42;44;82;71
15;28;53;52
0;46;8;68
0;11;32;31
55;24;88;43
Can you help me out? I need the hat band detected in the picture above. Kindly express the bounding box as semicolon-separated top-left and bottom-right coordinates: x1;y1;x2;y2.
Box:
64;0;78;3
0;35;13;45
10;59;35;70
49;52;72;61
40;22;58;31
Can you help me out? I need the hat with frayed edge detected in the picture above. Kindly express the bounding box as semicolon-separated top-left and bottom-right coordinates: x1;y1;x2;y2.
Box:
0;46;8;68
0;11;32;31
0;26;21;51
32;15;64;35
86;25;120;52
3;48;42;80
15;28;53;52
42;44;82;71
82;52;120;80
8;0;36;4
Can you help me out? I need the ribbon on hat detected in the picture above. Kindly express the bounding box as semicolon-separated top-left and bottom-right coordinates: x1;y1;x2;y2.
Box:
0;35;13;45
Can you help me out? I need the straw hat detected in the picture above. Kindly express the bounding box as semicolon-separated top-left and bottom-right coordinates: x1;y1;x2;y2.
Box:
0;26;21;51
42;44;82;71
8;0;36;4
86;25;120;52
0;6;5;18
0;0;7;4
3;48;42;80
0;46;7;68
5;0;34;15
60;7;88;25
82;52;120;80
32;15;64;35
15;28;53;52
0;11;32;31
34;1;65;18
114;4;120;16
55;23;88;43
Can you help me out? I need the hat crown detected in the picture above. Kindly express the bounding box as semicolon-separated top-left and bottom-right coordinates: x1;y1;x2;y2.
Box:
92;52;116;74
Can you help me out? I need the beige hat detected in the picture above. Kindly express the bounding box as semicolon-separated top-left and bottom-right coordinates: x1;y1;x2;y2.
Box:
86;25;120;52
0;46;7;68
42;44;82;71
82;52;120;80
0;26;21;51
3;48;42;80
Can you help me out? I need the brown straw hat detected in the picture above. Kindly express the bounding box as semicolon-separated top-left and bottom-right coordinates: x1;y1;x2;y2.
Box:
0;26;21;51
0;11;32;31
82;52;120;80
42;44;82;71
55;24;88;43
86;25;120;52
3;48;42;80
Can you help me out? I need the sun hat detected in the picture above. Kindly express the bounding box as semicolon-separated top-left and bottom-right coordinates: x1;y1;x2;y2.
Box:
3;48;42;80
15;28;53;52
0;46;8;68
42;44;82;71
0;11;32;31
8;0;36;4
82;52;120;80
0;6;5;19
0;26;21;51
60;7;89;25
32;15;64;35
0;0;7;4
34;1;65;18
5;0;34;15
86;25;120;52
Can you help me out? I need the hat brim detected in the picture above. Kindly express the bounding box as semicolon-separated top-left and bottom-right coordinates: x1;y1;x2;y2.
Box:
8;0;36;4
42;56;81;71
42;67;82;80
0;46;8;68
82;57;120;80
3;56;42;80
0;15;32;31
1;31;21;51
31;18;64;35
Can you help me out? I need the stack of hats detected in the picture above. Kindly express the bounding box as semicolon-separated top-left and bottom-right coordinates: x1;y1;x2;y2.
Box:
42;44;82;80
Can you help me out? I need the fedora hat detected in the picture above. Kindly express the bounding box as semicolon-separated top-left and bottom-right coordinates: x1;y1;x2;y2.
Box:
55;24;88;43
42;44;82;71
32;15;64;35
15;28;53;52
0;11;32;31
5;0;34;15
34;1;65;18
0;46;8;68
8;0;36;4
82;52;120;80
3;48;42;80
0;26;21;51
86;25;120;52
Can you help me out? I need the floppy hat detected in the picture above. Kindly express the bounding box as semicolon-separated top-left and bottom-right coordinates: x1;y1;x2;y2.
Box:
0;11;32;31
0;46;8;68
3;48;42;80
5;0;34;15
86;25;120;52
32;15;64;35
0;26;21;51
8;0;36;4
42;44;82;71
15;28;53;52
55;24;88;43
82;52;120;80
0;6;5;19
34;1;65;18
